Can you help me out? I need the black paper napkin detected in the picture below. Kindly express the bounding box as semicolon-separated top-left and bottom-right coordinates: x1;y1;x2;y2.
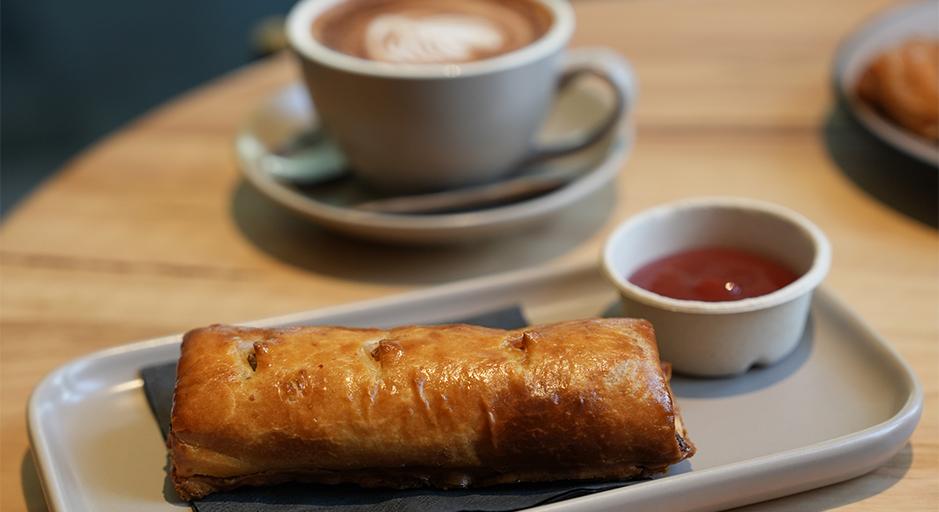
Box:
140;307;638;512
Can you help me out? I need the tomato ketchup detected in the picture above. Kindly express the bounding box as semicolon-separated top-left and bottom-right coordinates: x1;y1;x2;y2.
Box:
629;247;799;302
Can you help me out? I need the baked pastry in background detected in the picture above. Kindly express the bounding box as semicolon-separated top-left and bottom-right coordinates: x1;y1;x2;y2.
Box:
856;38;939;141
169;320;695;500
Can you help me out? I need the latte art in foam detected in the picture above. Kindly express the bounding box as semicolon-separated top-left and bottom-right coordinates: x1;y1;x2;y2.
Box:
366;14;504;64
313;0;554;65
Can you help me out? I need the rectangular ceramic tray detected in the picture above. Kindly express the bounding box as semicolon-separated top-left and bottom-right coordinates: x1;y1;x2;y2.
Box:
28;262;922;512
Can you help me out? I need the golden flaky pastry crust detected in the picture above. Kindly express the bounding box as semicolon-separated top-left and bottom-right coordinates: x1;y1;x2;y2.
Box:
169;319;695;500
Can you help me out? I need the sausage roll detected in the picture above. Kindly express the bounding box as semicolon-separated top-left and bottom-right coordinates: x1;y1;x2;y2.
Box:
169;319;695;500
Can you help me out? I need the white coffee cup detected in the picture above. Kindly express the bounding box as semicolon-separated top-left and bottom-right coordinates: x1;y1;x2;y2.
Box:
286;0;632;192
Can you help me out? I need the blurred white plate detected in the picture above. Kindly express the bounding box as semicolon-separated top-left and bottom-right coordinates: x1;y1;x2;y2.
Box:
235;59;635;245
834;1;939;166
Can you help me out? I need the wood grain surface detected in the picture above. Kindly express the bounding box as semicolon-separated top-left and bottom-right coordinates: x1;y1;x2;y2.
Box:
1;0;936;510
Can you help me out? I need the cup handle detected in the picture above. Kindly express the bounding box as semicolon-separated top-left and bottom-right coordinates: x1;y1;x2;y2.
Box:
525;48;635;162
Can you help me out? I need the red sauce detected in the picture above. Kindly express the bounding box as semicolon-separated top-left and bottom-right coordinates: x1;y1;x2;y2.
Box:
629;247;799;302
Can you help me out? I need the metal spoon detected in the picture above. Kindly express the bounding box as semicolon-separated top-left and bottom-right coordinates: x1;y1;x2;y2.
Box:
262;131;346;185
353;165;587;214
264;132;589;214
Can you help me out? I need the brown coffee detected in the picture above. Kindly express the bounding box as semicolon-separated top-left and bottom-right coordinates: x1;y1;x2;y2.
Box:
313;0;553;65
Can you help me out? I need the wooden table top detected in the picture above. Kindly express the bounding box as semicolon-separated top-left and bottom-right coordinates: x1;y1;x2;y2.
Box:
2;0;936;510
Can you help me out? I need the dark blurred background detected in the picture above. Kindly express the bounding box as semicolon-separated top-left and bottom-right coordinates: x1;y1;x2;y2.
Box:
1;0;297;216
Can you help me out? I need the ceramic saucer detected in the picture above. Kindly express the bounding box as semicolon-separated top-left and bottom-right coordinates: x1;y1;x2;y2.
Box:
834;0;939;166
236;66;636;244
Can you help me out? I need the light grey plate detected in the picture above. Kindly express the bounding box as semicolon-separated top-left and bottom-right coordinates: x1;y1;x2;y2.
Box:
834;0;939;165
235;74;634;244
28;262;922;512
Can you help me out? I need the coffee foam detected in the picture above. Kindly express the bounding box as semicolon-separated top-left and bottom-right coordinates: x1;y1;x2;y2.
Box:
365;14;504;64
314;0;553;65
